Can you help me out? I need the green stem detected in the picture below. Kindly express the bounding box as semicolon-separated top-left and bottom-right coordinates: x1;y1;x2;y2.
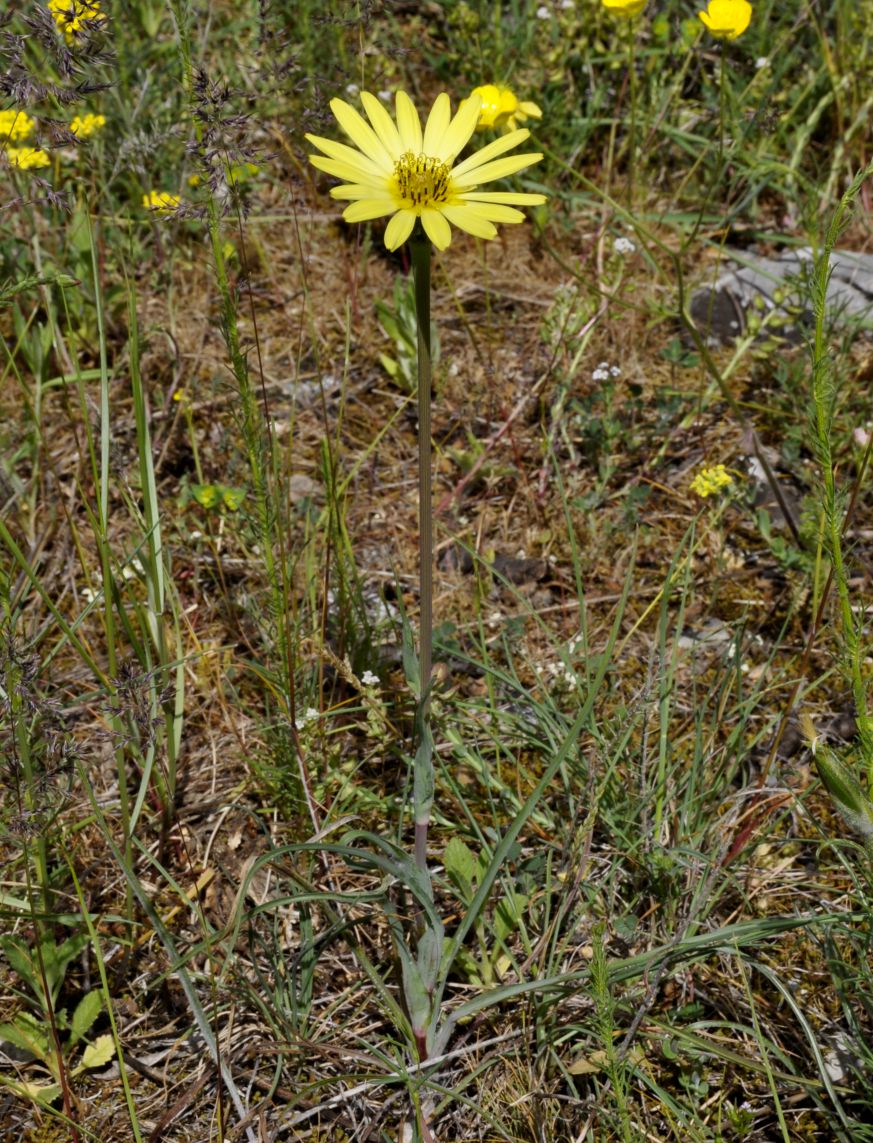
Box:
718;41;726;169
410;230;433;877
627;21;637;210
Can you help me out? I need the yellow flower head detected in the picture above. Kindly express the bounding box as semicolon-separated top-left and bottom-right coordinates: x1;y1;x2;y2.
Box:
48;0;108;43
69;113;106;138
697;0;752;39
306;90;547;252
601;0;649;16
4;147;51;170
690;464;734;499
469;84;543;133
0;110;36;144
142;190;181;215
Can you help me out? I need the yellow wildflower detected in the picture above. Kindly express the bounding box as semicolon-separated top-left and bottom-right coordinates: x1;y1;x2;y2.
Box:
69;113;106;138
0;110;36;144
697;0;752;39
228;161;259;184
690;464;734;499
602;0;649;15
469;85;543;133
306;89;546;252
48;0;107;42
5;147;51;170
142;190;181;215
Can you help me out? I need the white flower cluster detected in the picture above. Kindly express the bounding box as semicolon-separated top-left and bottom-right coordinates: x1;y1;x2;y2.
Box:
294;706;320;730
546;660;578;691
613;236;636;256
592;361;621;382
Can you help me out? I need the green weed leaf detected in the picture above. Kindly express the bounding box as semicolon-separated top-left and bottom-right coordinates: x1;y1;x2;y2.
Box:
443;837;477;901
0;1013;51;1062
80;1033;115;1070
70;991;102;1045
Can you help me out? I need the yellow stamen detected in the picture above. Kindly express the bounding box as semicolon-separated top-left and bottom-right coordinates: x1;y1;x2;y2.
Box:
394;152;451;208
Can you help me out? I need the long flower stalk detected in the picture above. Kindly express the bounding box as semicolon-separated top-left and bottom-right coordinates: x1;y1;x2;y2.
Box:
411;229;434;877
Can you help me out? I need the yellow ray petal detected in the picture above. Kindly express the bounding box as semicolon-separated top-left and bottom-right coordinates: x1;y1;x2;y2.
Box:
462;190;547;205
441;205;498;241
395;90;422;154
330;98;393;170
451;128;530;178
385;210;416;250
453;152;543;189
434;94;481;162
306;134;386;179
329;183;396;202
309;156;384;185
422;93;451;157
456;202;526;224
361;92;402;158
421;208;453;250
343;199;398;222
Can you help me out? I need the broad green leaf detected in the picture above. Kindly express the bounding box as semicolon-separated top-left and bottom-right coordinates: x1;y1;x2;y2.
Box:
42;933;91;1004
0;1015;51;1061
80;1034;115;1070
397;945;430;1037
71;991;102;1045
0;936;39;998
495;891;529;943
416;925;443;993
443;837;477;901
0;1077;62;1105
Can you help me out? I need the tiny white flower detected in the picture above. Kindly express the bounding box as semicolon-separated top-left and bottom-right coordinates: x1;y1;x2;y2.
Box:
346;83;360;96
361;670;379;687
610;364;621;377
82;587;97;604
755;57;769;69
377;90;392;103
613;235;636;256
536;4;551;17
295;706;320;730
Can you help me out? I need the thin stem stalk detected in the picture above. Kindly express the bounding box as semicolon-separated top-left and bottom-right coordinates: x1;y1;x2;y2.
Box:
410;231;434;877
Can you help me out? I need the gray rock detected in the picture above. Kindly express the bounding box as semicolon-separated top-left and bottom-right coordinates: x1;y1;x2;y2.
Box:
690;247;873;344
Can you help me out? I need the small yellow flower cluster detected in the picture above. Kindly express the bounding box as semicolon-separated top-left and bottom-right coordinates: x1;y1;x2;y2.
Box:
601;0;753;38
0;109;36;144
5;146;51;170
1;109;51;170
697;0;752;39
70;113;106;138
142;190;181;215
602;0;649;16
48;0;108;43
690;464;734;499
469;85;542;134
